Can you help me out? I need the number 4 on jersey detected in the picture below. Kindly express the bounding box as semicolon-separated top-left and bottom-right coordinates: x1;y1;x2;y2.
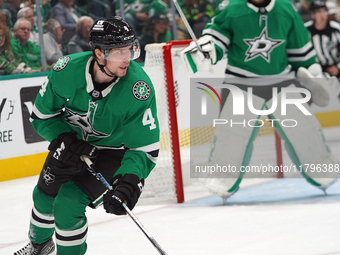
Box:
143;108;156;130
39;78;49;97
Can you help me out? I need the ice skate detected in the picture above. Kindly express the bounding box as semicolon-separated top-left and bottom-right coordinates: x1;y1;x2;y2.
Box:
14;238;55;255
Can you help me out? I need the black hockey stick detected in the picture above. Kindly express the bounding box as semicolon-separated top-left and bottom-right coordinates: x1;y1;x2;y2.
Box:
81;156;168;255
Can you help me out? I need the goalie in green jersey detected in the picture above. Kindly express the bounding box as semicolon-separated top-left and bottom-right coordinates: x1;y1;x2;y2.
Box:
15;16;160;255
181;0;340;201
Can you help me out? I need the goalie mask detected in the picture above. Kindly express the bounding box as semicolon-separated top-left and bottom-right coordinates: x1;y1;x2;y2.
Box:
89;16;140;63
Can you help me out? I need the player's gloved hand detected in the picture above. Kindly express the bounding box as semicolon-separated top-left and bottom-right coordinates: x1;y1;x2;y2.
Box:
297;63;340;107
180;35;217;75
103;174;144;215
48;132;98;169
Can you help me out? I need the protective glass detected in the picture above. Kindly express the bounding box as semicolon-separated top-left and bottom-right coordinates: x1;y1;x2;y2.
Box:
104;39;141;62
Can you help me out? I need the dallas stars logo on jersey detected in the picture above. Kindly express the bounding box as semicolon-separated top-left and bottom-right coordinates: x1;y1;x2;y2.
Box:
53;56;70;71
64;107;109;141
133;81;151;100
243;27;284;63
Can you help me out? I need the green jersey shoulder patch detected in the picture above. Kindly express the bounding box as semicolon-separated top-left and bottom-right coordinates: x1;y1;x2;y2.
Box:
218;0;229;11
132;81;151;100
53;56;70;71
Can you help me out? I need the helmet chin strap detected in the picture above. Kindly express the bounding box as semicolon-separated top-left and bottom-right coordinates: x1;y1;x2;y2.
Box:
96;59;115;78
95;50;115;78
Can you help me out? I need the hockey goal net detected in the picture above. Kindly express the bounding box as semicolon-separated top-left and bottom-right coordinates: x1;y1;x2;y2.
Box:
140;40;283;204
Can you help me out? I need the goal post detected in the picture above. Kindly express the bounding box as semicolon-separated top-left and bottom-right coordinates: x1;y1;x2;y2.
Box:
275;132;283;178
141;40;283;204
158;41;191;203
141;40;192;204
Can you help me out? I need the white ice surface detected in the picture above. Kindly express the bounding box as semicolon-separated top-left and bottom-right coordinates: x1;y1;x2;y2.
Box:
1;127;340;255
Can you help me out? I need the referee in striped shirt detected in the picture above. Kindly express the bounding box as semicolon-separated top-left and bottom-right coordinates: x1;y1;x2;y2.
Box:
305;1;340;77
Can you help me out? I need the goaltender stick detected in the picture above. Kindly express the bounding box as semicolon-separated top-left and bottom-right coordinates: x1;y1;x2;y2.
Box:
15;16;159;255
181;0;340;200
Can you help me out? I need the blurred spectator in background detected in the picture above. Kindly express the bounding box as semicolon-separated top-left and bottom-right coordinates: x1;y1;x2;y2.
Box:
0;0;13;28
51;0;58;7
0;23;36;74
0;9;11;28
138;13;171;62
21;0;34;8
11;18;42;70
115;0;168;36
51;0;79;43
3;0;21;26
65;15;93;54
90;0;114;18
292;0;340;22
0;0;5;10
291;0;312;22
305;0;340;77
41;0;53;23
43;18;63;65
75;0;114;19
326;1;339;22
17;7;39;45
181;0;214;37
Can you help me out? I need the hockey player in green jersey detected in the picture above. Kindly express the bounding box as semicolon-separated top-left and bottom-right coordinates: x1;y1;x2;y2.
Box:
181;0;340;200
14;16;160;255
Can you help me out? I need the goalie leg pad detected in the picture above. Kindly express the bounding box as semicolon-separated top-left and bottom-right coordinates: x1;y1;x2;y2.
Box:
202;89;265;197
268;84;340;189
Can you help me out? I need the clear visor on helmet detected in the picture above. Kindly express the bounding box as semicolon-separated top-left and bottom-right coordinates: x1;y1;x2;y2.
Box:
103;39;140;62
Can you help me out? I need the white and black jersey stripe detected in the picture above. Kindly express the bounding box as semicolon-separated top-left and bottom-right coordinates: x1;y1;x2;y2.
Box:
286;41;316;63
129;142;159;164
30;206;55;229
203;27;230;53
29;104;63;122
305;20;340;70
55;223;88;247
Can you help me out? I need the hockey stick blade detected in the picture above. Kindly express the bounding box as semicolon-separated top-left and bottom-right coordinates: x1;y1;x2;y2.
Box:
81;156;168;255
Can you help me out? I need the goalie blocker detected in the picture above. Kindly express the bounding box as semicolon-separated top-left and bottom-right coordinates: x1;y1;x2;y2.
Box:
297;63;340;107
204;84;340;198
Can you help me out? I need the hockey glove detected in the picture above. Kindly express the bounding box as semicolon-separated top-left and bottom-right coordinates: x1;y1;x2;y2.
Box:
180;35;217;75
103;174;144;215
48;132;98;170
297;63;340;107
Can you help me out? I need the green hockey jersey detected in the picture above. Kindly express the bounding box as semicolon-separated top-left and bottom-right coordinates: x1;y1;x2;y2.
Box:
203;0;316;79
30;52;160;179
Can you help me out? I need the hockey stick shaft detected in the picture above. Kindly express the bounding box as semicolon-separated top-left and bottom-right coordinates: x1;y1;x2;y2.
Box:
172;0;203;52
81;156;168;255
172;0;211;60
